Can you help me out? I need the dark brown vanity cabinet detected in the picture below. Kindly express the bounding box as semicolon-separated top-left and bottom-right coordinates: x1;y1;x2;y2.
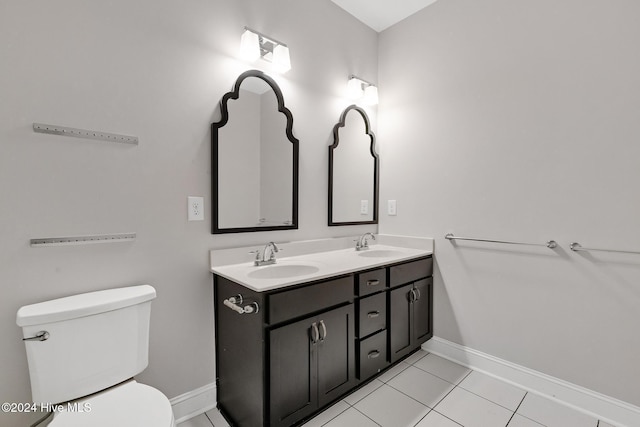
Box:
269;304;355;427
214;275;355;427
213;255;433;427
389;259;434;363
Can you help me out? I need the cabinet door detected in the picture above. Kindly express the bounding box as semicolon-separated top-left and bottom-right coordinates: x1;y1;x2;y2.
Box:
269;317;317;427
413;278;433;345
317;304;356;407
389;283;413;363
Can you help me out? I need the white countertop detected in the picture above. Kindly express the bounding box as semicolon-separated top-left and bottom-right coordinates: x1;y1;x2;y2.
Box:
210;242;433;292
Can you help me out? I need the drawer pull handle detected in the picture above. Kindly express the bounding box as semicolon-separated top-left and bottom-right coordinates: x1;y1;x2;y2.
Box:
367;350;381;359
319;320;327;341
367;279;380;286
367;311;380;318
310;322;320;343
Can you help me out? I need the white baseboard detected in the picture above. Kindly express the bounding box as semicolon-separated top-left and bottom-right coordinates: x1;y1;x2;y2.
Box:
169;382;217;424
422;337;640;427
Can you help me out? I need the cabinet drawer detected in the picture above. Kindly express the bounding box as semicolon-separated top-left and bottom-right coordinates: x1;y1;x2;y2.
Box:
357;292;386;338
268;276;353;324
358;330;388;380
389;257;432;287
357;268;387;296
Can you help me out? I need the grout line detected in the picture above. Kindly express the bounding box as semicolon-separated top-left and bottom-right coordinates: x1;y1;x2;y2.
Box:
351;406;383;427
410;362;468;386
431;409;465;427
203;411;214;426
412;408;433;427
385;380;441;410
314;401;351;426
429;381;459;410
505;392;529;426
456;378;527;413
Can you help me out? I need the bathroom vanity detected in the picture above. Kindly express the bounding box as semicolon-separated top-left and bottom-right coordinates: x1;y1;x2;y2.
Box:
211;242;433;427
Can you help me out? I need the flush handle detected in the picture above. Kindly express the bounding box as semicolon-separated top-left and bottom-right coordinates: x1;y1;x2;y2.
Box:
366;279;380;287
367;311;380;318
23;331;49;342
367;350;381;359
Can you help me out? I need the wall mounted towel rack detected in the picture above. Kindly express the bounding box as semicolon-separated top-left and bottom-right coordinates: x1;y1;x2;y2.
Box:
569;243;640;255
445;233;558;249
30;233;136;247
33;123;139;145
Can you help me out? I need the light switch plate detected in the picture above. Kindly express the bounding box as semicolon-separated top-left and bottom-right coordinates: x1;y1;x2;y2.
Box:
188;196;204;221
360;200;369;215
388;200;397;216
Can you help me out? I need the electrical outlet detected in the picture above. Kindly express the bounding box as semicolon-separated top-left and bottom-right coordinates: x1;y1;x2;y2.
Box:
388;200;397;216
188;196;204;221
360;200;369;215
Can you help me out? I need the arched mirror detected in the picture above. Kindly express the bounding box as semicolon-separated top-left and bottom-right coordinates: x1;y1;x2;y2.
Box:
212;70;299;234
328;105;379;226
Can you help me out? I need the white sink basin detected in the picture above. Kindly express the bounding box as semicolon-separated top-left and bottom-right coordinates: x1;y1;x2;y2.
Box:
357;249;405;258
248;264;321;279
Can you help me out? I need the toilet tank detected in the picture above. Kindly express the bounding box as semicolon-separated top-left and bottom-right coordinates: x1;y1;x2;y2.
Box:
16;285;156;404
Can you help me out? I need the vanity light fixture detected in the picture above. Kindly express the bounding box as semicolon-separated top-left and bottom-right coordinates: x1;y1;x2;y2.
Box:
239;27;291;73
347;75;378;105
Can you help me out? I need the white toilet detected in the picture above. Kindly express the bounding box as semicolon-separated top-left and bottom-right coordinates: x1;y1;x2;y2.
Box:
16;285;176;426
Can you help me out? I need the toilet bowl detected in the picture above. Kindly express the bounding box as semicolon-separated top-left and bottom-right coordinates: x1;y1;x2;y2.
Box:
17;285;175;427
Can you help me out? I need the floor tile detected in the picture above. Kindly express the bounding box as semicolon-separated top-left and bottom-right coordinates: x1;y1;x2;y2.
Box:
387;365;455;408
354;383;430;427
377;361;410;383
177;413;214;427
343;379;384;405
405;349;429;365
415;410;463;427
507;414;545;426
459;370;526;410
434;387;513;427
413;354;471;385
516;393;598;427
204;408;230;427
302;401;350;426
323;407;380;427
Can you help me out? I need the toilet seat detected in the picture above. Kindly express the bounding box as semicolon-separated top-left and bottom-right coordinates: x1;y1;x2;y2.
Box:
49;380;175;427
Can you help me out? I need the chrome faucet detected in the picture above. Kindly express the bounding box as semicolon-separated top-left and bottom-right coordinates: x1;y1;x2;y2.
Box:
253;242;280;266
355;233;375;251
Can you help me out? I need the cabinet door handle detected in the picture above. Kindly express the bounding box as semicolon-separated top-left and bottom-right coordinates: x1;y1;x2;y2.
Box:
319;320;327;341
367;311;380;318
414;288;421;300
367;350;380;359
366;279;380;286
409;289;417;302
310;322;320;343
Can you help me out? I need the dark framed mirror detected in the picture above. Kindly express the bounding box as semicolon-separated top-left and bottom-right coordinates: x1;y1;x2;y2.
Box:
212;70;299;234
328;104;379;226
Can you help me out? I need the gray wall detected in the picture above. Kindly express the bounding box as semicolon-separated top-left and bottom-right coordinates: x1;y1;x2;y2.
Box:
378;0;640;407
0;1;377;425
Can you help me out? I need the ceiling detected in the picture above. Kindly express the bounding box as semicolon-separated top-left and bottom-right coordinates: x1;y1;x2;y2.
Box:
331;0;439;32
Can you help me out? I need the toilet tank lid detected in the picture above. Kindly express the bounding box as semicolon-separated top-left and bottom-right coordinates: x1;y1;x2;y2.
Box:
17;285;156;327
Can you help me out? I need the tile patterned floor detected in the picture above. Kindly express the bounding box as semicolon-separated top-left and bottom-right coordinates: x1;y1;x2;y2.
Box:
178;350;617;427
